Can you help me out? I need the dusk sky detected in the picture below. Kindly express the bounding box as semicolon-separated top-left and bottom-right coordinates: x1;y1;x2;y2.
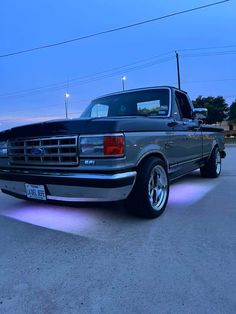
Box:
1;0;235;131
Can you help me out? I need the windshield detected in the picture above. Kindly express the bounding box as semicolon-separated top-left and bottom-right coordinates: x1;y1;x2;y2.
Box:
81;88;170;118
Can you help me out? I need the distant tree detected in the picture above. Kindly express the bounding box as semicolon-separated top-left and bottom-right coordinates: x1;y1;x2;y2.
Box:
192;96;228;124
228;101;236;124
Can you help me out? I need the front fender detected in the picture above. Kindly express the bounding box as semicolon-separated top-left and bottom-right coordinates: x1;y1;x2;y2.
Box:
136;147;169;169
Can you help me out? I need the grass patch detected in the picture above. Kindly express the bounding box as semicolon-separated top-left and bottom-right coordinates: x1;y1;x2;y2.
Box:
225;137;236;144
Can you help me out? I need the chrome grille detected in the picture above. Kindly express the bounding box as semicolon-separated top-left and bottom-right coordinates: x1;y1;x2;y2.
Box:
8;136;79;166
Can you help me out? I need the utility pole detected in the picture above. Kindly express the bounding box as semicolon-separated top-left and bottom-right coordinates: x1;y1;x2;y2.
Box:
175;51;181;90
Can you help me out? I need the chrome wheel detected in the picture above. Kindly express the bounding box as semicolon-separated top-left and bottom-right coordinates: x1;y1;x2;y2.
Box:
148;165;168;211
216;151;221;175
125;157;169;218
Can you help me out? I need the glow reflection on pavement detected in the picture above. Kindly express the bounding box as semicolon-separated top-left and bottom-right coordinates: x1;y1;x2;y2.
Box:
0;202;99;235
169;180;216;207
0;173;219;236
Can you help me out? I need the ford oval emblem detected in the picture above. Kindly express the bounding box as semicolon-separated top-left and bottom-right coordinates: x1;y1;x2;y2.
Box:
31;147;44;156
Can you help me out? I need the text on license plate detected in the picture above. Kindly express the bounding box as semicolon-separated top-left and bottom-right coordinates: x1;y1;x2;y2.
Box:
25;184;47;200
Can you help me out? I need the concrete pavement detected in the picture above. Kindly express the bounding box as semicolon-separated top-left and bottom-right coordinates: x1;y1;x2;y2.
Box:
0;146;235;313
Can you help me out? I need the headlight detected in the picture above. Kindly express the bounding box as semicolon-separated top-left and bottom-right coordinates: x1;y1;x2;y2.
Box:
79;134;124;157
80;136;104;157
0;141;7;157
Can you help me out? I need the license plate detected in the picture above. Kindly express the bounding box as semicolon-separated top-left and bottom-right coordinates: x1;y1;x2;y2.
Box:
25;184;47;200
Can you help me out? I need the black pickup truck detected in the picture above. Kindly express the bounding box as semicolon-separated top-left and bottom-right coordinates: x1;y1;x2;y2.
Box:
0;86;226;218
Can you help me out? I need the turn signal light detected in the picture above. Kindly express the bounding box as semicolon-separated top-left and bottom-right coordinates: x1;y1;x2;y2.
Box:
104;136;124;156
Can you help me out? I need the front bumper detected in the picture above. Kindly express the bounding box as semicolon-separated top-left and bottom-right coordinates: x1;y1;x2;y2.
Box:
0;169;137;202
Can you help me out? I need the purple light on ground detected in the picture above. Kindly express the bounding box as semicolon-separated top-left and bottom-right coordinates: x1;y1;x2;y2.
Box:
0;175;219;236
168;180;217;207
0;202;97;235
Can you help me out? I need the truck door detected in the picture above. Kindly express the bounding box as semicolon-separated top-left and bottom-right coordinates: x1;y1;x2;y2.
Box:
167;91;202;168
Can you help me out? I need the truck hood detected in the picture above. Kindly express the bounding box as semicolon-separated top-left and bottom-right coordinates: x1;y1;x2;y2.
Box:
0;117;224;140
0;117;171;140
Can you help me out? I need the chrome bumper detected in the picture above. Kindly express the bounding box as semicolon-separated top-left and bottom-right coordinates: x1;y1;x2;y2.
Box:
0;170;137;202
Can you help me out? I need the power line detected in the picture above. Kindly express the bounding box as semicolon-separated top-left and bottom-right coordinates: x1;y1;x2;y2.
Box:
179;44;236;52
1;47;236;99
67;52;173;84
0;51;173;97
0;0;230;58
2;89;236;120
2;78;236;119
1;45;236;100
182;50;236;58
185;78;236;83
0;54;175;99
4;76;236;107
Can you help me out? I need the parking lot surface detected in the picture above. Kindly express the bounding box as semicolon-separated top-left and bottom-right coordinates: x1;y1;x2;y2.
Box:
0;146;235;313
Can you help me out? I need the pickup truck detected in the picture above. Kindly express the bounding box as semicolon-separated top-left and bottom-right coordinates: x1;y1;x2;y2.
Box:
0;86;226;218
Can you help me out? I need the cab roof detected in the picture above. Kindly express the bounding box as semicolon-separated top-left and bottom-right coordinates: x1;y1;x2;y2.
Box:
93;86;188;101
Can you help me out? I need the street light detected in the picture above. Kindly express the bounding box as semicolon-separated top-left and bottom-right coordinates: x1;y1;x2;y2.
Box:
64;92;70;119
121;76;126;91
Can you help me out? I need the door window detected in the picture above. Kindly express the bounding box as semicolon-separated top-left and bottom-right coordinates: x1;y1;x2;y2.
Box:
175;92;192;120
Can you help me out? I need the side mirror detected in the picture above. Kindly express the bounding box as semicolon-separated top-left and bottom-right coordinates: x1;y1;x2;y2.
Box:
192;108;208;120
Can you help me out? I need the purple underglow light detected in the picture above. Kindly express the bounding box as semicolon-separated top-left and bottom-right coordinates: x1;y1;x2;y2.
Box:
168;180;217;208
0;173;219;236
0;200;98;236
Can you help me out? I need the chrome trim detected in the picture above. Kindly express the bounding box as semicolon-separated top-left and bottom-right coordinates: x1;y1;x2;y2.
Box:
8;135;79;166
45;185;133;202
169;155;208;169
169;163;178;169
177;157;202;166
0;169;136;181
0;174;136;202
79;133;124;138
192;108;208;120
46;195;119;202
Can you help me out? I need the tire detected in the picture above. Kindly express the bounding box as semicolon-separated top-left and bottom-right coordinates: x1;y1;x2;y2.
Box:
200;147;221;178
125;157;169;219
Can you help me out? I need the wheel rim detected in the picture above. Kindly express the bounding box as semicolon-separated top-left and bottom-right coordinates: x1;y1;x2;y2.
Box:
216;151;221;174
148;165;168;211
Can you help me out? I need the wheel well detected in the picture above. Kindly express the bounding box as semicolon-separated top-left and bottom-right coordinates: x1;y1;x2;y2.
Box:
206;144;219;162
212;144;225;158
137;153;168;169
211;144;219;155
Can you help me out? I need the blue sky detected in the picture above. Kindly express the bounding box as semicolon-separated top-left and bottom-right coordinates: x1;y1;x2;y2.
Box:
0;0;235;131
